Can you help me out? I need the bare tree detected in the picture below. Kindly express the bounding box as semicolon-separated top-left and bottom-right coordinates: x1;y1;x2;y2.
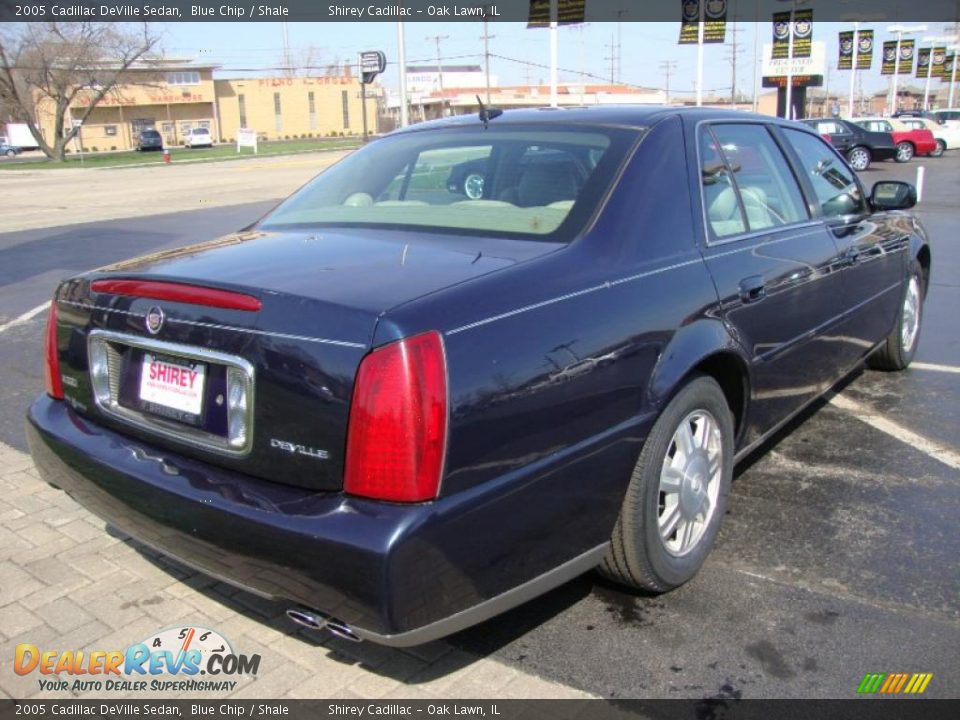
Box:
0;22;160;161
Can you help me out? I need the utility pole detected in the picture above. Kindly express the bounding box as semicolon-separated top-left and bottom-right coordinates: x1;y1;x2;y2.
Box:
281;22;292;77
615;10;624;83
727;22;743;105
659;60;677;103
427;34;450;117
397;23;409;127
481;21;495;105
604;36;617;84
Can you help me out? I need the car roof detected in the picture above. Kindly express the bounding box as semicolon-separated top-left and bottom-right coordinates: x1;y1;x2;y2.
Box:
389;105;803;134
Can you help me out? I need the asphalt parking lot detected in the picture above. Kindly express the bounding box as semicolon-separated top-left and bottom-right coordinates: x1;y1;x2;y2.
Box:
0;151;957;700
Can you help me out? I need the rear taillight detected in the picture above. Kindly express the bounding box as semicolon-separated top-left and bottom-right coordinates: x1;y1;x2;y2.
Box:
344;331;448;503
43;302;63;400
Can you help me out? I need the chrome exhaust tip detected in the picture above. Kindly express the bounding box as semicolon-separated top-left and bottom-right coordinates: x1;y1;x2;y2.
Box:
326;618;362;643
286;607;328;631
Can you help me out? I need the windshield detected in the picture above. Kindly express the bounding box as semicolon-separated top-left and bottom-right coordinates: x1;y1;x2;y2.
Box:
260;123;637;241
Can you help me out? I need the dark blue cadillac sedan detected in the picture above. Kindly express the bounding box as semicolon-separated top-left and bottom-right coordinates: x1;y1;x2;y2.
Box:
27;107;930;645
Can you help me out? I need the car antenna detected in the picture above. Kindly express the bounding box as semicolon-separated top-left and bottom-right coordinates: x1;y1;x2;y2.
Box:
477;95;502;129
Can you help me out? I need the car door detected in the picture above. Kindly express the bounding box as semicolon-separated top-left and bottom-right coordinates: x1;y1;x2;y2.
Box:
811;119;854;155
778;128;908;362
695;122;847;447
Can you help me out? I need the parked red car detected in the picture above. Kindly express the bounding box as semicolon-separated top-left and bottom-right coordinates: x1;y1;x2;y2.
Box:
853;117;938;162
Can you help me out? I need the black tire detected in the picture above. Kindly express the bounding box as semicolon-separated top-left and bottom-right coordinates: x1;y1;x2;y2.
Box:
600;375;734;592
930;139;946;158
846;146;871;171
867;263;924;371
4;149;15;158
895;141;915;163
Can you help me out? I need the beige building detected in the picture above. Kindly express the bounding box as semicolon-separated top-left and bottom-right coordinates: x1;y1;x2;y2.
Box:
216;75;378;143
34;59;380;153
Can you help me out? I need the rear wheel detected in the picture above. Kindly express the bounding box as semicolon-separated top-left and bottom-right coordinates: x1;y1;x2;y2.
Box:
4;149;15;158
930;139;946;158
600;376;734;592
868;264;923;371
846;146;871;171
895;141;915;162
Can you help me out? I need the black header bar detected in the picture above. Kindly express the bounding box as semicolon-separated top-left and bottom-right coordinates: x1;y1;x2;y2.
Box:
1;0;958;23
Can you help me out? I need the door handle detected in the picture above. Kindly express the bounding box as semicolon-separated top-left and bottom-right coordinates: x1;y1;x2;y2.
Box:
738;275;766;304
843;246;863;265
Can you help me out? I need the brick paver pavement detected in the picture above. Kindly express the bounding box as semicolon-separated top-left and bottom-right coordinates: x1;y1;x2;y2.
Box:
0;440;593;700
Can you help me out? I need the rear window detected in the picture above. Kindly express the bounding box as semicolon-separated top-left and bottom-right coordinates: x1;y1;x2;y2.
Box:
260;123;637;241
141;130;160;138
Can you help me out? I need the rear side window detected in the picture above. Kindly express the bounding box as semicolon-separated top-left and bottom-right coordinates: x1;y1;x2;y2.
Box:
700;124;808;239
782;129;867;218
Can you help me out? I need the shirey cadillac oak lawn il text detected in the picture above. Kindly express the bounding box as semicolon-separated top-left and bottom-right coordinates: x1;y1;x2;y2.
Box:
27;107;930;645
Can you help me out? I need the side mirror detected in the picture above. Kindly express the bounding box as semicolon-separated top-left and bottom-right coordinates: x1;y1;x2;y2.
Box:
870;181;917;211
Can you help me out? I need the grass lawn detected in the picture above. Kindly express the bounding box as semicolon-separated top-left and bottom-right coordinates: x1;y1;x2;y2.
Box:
0;138;360;170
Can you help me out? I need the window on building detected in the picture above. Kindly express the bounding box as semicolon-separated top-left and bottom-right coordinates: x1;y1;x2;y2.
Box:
166;71;201;86
274;92;283;133
104;126;117;136
238;94;247;128
308;91;317;131
341;90;349;129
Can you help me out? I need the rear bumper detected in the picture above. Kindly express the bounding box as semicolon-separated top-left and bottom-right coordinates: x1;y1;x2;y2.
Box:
26;396;627;645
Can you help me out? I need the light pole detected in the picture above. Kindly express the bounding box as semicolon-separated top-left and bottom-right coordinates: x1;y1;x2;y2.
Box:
887;24;926;114
921;35;958;110
396;23;409;127
776;0;810;120
949;45;959;108
847;22;861;118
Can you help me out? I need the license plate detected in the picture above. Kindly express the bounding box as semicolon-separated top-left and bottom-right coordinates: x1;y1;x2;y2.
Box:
139;353;206;419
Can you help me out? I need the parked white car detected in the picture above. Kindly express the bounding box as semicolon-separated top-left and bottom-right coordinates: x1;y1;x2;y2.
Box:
929;108;960;128
900;117;960;155
184;127;213;148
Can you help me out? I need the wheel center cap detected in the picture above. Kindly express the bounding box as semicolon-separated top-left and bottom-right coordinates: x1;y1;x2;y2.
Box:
680;454;709;516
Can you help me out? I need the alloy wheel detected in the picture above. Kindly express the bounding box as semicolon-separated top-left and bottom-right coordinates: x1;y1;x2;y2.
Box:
658;410;723;557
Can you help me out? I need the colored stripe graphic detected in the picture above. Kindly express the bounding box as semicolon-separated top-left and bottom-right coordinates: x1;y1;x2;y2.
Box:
857;672;933;694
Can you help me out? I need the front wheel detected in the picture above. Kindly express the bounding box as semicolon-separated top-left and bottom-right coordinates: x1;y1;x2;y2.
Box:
4;149;15;158
930;139;946;158
868;265;923;371
599;376;734;592
895;141;915;162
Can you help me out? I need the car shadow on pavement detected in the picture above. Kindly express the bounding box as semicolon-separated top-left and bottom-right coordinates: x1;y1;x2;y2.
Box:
107;524;593;683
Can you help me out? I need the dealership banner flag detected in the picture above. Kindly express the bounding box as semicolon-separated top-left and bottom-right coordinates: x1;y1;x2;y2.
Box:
916;47;931;78
939;53;956;80
839;31;854;69
772;9;813;59
527;0;585;28
678;1;727;45
857;30;874;69
931;47;947;78
898;40;915;74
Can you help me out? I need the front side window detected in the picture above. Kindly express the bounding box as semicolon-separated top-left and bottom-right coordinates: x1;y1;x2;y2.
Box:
782;129;867;218
261;125;633;240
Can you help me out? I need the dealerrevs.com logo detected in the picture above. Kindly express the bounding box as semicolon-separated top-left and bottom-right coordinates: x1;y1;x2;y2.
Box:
15;626;261;694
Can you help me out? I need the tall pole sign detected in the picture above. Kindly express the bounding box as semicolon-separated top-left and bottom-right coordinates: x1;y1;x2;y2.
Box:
358;50;386;141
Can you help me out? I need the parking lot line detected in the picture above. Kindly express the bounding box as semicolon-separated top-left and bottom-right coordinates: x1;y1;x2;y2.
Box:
910;362;960;375
0;301;49;335
829;393;960;471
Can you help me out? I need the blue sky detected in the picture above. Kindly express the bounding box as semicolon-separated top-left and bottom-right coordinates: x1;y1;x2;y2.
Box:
155;21;957;98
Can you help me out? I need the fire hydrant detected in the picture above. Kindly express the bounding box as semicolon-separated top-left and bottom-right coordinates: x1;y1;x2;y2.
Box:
163;149;171;164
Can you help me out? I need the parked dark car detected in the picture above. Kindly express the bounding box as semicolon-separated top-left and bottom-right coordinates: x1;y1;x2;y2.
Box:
27;108;930;646
800;117;897;170
136;129;164;152
1;142;22;158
